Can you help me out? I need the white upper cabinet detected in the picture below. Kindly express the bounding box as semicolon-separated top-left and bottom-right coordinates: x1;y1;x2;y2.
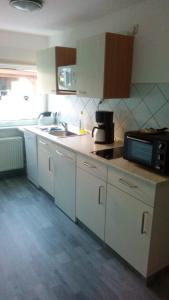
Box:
37;47;56;94
36;46;76;94
77;33;105;98
77;32;134;99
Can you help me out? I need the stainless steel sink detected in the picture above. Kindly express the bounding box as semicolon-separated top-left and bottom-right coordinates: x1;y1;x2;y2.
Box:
37;126;78;137
49;131;78;137
38;126;62;132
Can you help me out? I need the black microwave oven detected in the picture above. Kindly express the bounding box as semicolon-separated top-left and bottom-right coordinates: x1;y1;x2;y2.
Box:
123;130;169;175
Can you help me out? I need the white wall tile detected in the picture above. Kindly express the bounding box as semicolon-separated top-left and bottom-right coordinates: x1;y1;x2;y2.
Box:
155;103;169;128
144;86;166;115
135;84;155;98
132;102;152;128
144;117;160;129
158;83;169;100
48;83;169;140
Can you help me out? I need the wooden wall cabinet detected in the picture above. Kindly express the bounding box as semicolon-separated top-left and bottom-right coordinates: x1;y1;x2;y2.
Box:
77;32;134;99
37;46;76;94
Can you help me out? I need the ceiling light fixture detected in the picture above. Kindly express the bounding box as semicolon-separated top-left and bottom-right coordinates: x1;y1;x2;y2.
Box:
9;0;44;11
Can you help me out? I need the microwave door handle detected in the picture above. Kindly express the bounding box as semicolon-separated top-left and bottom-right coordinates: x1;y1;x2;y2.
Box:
127;136;152;144
64;70;68;88
65;70;71;87
58;70;64;87
70;71;73;87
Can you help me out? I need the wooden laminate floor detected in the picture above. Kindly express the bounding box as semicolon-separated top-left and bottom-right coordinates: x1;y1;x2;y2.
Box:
0;177;168;300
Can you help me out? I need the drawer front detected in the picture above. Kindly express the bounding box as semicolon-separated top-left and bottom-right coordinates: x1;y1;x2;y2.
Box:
77;154;107;181
54;144;76;163
108;167;155;207
38;137;52;150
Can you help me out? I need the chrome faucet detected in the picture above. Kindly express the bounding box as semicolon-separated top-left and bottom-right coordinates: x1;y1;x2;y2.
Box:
60;121;68;131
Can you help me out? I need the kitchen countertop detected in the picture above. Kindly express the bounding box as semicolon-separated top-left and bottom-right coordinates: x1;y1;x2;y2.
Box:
20;125;169;185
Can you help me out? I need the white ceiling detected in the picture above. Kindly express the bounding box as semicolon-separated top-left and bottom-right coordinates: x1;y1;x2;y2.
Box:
1;0;144;36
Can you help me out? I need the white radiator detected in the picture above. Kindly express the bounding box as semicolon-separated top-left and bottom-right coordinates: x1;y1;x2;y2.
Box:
0;137;24;172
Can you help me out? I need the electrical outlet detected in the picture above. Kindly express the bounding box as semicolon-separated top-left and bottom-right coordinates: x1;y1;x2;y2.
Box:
132;24;139;35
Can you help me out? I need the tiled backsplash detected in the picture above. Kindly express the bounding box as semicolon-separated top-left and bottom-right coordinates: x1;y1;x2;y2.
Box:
48;83;169;140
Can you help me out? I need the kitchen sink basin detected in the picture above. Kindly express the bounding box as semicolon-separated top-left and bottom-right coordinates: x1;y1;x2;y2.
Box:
49;131;78;137
37;126;78;137
38;126;63;132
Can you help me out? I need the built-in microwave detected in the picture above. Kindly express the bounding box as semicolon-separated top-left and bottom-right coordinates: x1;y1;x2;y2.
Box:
123;130;169;175
57;65;76;92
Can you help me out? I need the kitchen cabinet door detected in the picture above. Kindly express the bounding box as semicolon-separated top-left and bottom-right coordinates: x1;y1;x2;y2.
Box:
77;33;105;98
38;138;54;197
77;32;134;99
105;183;153;277
24;131;38;186
37;47;56;94
37;46;76;95
76;167;106;240
53;145;76;221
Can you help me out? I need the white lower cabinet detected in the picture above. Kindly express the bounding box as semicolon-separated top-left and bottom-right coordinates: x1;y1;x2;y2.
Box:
37;137;54;197
76;155;107;240
24;130;38;186
106;166;169;279
53;144;76;221
35;134;169;279
105;183;153;277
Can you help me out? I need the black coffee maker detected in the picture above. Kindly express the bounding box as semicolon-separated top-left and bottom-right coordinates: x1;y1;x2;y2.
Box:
92;111;114;144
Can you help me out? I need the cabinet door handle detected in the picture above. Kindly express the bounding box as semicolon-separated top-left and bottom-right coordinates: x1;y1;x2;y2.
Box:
49;157;51;172
119;178;138;188
98;185;104;205
39;140;47;146
77;90;87;95
83;162;96;169
141;211;149;234
55;150;63;156
64;155;74;161
56;150;74;161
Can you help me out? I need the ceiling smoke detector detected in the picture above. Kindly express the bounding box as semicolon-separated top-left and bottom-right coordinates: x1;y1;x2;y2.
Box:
9;0;43;11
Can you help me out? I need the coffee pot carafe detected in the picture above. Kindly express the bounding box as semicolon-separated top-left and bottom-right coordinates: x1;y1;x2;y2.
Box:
92;111;114;144
92;125;106;143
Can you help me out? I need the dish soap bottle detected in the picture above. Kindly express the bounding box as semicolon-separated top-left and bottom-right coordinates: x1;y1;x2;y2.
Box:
79;111;86;134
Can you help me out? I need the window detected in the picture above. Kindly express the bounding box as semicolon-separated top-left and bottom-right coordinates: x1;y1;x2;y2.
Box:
0;68;44;123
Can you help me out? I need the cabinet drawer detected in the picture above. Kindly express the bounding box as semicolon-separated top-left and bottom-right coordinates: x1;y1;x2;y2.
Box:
108;167;156;207
38;137;52;149
54;144;76;162
77;154;107;181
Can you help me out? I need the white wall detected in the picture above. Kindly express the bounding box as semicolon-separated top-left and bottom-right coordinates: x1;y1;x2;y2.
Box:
49;0;169;83
0;30;49;65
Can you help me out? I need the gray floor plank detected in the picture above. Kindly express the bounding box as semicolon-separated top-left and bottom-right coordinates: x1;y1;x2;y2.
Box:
0;176;168;300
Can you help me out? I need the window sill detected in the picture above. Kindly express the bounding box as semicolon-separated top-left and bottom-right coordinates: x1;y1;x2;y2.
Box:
0;119;38;128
